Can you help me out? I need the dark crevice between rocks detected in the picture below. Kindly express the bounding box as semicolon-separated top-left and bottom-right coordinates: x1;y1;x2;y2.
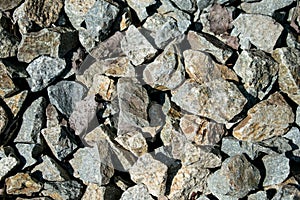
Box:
164;160;182;196
146;0;162;18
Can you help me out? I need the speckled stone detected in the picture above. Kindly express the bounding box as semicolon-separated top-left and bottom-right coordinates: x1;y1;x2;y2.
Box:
0;63;16;98
272;184;300;200
4;90;28;116
82;183;122;200
120;184;154;200
126;0;156;21
15;143;42;169
296;107;300;126
0;147;19;181
0;106;8;135
0;0;22;11
0;29;19;58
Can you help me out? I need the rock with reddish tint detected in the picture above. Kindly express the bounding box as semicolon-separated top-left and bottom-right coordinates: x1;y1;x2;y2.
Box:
233;92;294;141
120;184;154;200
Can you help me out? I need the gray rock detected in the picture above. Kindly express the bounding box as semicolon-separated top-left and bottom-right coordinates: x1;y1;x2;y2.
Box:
120;184;154;200
18;28;78;63
233;50;279;99
233;92;294;141
0;106;8;134
263;154;290;186
0;147;19;181
272;184;300;200
26;56;66;92
207;154;261;198
47;81;87;117
0;29;19;58
297;107;300;126
171;79;247;124
41;181;83;200
272;47;300;105
45;104;59;128
129;153;168;197
231;14;283;53
260;137;293;154
248;191;268;200
0;0;22;11
15;143;42;169
172;0;196;13
121;25;157;66
126;0;156;21
241;0;294;16
14;97;47;143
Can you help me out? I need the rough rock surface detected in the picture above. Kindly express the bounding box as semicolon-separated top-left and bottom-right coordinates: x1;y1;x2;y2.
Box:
41;181;83;200
126;0;156;21
120;184;154;200
4;90;28;116
0;106;8;134
16;143;42;169
0;29;19;58
272;184;300;200
0;147;19;181
233;92;294;141
284;127;300;148
297;107;300;126
0;63;16;98
0;0;22;11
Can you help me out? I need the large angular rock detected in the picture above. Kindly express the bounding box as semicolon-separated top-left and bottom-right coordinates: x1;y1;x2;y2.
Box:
272;47;300;105
41;181;83;200
18;28;78;63
231;14;283;52
16;143;42;169
12;3;33;35
207;154;261;199
0;106;8;134
234;50;279;99
0;147;19;181
0;0;22;11
0;29;19;58
26;56;66;92
233;92;294;141
171;79;247;124
127;0;156;21
48;81;87;117
120;184;154;200
129;153;168;197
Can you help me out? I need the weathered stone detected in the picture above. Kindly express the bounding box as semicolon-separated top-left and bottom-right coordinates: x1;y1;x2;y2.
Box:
296;107;300;126
24;0;63;27
82;183;122;200
88;74;116;100
4;90;28;116
41;181;83;200
171;79;247;124
154;146;177;167
0;147;18;181
234;50;279;99
12;3;33;35
272;47;300;105
233;92;294;141
129;153;168;197
263;154;290;186
120;7;132;31
0;106;8;134
121;25;157;66
143;43;185;90
45;104;59;128
0;29;19;58
48;81;87;117
241;0;294;16
26;56;66;92
41;126;78;161
231;14;283;52
120;184;154;200
207;154;261;199
248;191;268;200
261;137;293;154
5;173;42;196
16;143;42;169
0;63;16;98
126;0;156;21
272;184;300;200
0;0;22;11
14;97;47;143
18;28;78;63
117;78;149;134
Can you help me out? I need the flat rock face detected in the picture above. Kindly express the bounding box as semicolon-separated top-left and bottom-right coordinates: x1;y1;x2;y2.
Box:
231;14;283;52
233;92;294;141
120;184;154;200
272;47;300;105
234;50;279;99
207;154;261;199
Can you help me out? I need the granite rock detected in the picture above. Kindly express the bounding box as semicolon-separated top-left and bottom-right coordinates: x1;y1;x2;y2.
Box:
284;127;300;148
88;74;116;100
0;106;8;134
16;143;42;169
120;184;154;200
126;0;156;21
0;0;22;11
0;147;19;181
248;191;268;200
233;92;294;141
4;90;28;116
0;29;19;58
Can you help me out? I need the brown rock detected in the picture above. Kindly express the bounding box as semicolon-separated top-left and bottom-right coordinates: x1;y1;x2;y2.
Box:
0;0;22;11
4;91;28;116
0;106;8;134
0;60;16;98
88;74;116;100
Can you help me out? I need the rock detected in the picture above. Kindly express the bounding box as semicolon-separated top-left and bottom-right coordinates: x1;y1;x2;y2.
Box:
5;173;42;196
207;154;261;199
261;137;293;154
0;63;16;98
248;191;268;200
0;147;19;181
41;126;78;161
32;155;69;181
41;180;83;200
129;153;168;197
18;28;78;63
263;154;290;186
4;90;28;116
241;0;294;16
171;79;247;124
0;29;19;58
0;59;28;79
172;0;196;13
233;50;279;99
231;14;283;53
23;0;63;27
14;97;47;143
272;184;300;200
47;81;87;117
12;2;33;35
0;106;8;134
45;104;59;128
272;47;300;105
233;92;294;141
121;25;157;66
26;56;66;92
0;0;22;11
168;162;210;200
143;43;185;90
297;107;300;126
126;0;156;21
88;74;116;100
120;184;154;200
120;7;132;31
16;198;51;200
16;143;42;169
82;183;122;200
117;78;149;134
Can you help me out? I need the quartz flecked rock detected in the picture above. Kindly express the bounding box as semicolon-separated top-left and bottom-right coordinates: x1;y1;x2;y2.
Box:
272;47;300;105
233;92;294;141
18;28;78;63
207;154;261;199
82;183;122;200
48;81;87;117
231;14;283;53
143;43;185;91
4;90;28;116
23;0;63;27
241;0;294;16
171;79;247;124
129;153;168;197
120;184;154;200
41;181;83;200
26;56;66;92
121;25;157;66
0;106;8;134
14;97;47;143
248;191;268;200
0;0;22;11
263;154;290;186
126;0;156;21
117;78;149;134
5;173;42;196
233;50;279;99
284;127;300;148
0;63;16;98
272;184;300;200
0;29;19;58
297;107;300;126
16;143;42;169
0;147;18;181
